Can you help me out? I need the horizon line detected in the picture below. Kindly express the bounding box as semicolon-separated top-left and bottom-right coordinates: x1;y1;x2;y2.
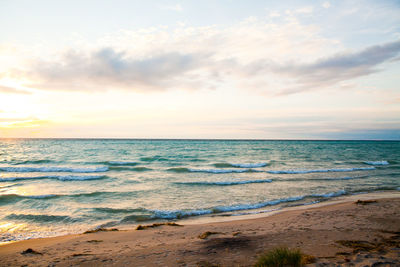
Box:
0;138;399;141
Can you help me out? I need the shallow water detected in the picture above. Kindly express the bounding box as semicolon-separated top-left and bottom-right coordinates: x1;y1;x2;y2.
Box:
0;139;399;242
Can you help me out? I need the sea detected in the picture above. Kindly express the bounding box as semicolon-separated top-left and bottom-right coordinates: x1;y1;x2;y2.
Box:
0;139;399;243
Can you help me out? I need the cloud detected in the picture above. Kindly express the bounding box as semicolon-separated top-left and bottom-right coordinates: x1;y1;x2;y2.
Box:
27;49;211;92
0;85;31;94
271;39;400;94
3;15;400;95
19;39;400;95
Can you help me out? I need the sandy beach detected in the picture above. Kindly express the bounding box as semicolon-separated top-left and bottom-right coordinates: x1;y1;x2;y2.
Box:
1;192;399;267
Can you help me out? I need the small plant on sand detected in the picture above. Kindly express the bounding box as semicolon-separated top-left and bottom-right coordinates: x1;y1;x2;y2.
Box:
255;247;314;267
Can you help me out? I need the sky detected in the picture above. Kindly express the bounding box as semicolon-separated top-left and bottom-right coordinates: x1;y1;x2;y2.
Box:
0;0;400;139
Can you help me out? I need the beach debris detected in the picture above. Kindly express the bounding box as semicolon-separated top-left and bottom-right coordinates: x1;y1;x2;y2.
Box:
87;239;103;243
21;248;43;255
355;200;378;205
336;240;377;253
337;231;400;254
72;253;94;257
136;222;182;230
83;228;119;234
198;231;221;239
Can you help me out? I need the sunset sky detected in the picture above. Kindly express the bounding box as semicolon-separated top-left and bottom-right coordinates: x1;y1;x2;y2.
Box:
1;0;399;139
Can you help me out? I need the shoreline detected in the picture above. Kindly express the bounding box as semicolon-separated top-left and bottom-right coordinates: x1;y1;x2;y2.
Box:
1;191;399;266
2;190;399;246
178;190;400;225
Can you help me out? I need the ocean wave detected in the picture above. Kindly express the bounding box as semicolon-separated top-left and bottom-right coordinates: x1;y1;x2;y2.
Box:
189;168;261;173
363;161;389;165
108;161;137;166
214;196;306;213
0;183;21;189
311;190;347;198
10;159;54;165
109;166;152;172
120;214;157;223
0;175;107;182
99;195;324;223
166;168;263;173
267;167;375;174
140;156;169;162
0;166;109;173
146;190;350;220
166;167;191;173
92;207;146;214
0;193;58;204
213;162;267;168
308;175;368;181
146;196;305;220
5;213;76;223
174;179;273;186
0;190;142;204
92;161;138;166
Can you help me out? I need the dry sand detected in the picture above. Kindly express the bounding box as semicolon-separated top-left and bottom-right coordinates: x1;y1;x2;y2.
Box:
0;192;399;266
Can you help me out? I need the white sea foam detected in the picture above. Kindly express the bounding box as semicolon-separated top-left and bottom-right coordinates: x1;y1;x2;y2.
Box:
0;166;109;173
152;209;213;219
312;190;346;198
149;196;306;219
267;167;375;174
363;161;389;165
232;208;281;216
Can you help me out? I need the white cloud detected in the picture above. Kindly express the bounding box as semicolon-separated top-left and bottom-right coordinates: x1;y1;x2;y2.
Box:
2;15;399;96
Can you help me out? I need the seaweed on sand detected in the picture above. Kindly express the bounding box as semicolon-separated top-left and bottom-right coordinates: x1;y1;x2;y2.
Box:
136;222;182;230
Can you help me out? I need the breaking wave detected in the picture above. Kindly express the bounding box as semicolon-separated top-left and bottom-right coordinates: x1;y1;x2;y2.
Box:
363;161;389;165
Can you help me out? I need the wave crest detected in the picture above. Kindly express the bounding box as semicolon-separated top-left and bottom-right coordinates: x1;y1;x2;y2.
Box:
214;162;267;168
363;161;389;165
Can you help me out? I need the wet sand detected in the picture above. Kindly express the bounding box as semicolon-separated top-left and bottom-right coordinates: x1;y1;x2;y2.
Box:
0;192;399;266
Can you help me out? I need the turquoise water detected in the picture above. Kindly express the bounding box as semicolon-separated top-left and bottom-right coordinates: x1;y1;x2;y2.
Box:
0;139;399;242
